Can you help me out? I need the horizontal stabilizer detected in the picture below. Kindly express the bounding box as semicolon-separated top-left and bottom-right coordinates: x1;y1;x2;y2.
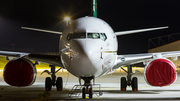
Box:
21;27;62;34
115;26;168;36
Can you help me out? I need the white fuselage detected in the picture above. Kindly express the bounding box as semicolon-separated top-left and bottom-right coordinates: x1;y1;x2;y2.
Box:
59;17;118;78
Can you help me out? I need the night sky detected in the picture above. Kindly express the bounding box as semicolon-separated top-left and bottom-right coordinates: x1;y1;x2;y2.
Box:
0;0;180;54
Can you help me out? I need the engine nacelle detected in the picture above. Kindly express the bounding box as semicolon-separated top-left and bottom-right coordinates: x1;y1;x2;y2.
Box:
3;58;37;87
144;58;177;87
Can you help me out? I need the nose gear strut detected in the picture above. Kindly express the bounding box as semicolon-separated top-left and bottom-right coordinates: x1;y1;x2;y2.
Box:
81;76;102;99
69;76;102;99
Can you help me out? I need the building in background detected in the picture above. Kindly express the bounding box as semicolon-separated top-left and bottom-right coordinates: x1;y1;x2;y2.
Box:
148;32;180;68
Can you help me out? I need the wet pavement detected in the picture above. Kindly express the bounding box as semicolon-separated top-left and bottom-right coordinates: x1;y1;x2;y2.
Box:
0;68;180;101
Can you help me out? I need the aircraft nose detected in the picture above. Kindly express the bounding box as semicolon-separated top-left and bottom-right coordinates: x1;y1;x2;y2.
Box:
71;39;101;61
70;40;86;55
69;39;102;77
85;40;102;60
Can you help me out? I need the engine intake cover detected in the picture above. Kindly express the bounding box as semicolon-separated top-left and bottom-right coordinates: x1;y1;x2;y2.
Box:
3;58;36;87
144;58;177;87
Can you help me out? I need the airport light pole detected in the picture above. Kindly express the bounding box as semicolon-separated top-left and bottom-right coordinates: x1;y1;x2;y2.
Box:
64;17;71;26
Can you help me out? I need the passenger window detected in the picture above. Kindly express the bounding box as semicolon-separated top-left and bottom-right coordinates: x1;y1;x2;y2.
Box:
100;33;107;41
88;33;100;39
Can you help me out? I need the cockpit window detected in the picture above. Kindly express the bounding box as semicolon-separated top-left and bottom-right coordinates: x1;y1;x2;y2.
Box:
73;33;86;39
67;32;107;41
87;33;100;39
100;33;107;41
67;33;86;41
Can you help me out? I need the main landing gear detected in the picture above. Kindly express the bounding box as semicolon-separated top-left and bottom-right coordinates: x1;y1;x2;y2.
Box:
121;65;138;91
41;65;63;91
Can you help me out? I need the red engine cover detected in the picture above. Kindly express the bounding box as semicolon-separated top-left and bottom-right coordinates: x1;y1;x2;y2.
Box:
3;58;36;87
145;58;177;87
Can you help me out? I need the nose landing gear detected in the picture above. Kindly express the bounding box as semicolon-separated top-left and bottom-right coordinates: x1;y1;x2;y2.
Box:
81;77;94;99
69;76;102;99
41;65;63;91
82;85;93;99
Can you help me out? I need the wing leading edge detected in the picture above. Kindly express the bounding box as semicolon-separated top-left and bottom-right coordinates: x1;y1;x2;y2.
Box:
113;51;180;69
115;26;168;36
21;27;62;34
0;51;64;68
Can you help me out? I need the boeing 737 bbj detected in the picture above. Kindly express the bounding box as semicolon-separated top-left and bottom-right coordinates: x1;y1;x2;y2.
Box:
0;0;180;99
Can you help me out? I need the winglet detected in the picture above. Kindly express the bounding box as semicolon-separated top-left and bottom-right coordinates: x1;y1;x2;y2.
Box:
115;26;168;36
21;27;62;34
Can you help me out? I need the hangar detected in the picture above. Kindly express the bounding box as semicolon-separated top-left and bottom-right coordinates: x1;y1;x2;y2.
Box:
148;32;180;68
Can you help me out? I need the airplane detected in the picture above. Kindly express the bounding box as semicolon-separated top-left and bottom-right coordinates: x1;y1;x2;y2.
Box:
0;0;180;99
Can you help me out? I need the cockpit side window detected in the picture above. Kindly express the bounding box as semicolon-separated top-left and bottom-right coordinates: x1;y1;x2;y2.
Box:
67;33;73;41
100;33;107;41
87;33;100;39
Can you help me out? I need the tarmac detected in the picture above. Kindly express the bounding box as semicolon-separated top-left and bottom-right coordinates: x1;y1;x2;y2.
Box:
0;68;180;101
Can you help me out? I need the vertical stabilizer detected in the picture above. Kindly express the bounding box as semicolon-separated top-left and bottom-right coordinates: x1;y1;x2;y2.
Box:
93;0;97;17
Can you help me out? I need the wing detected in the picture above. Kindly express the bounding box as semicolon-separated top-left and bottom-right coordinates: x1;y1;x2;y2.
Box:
115;26;168;36
21;27;62;34
0;51;64;68
113;51;180;69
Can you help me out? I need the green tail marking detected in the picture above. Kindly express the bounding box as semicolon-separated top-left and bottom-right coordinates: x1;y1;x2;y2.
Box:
93;0;97;17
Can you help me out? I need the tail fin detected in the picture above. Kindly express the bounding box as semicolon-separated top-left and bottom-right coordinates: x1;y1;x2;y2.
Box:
92;0;97;17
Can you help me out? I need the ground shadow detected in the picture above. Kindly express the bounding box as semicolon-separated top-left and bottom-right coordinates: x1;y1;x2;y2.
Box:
93;89;180;94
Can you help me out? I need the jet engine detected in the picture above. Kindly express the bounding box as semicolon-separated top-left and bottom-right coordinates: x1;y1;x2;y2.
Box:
144;58;177;87
3;58;37;87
